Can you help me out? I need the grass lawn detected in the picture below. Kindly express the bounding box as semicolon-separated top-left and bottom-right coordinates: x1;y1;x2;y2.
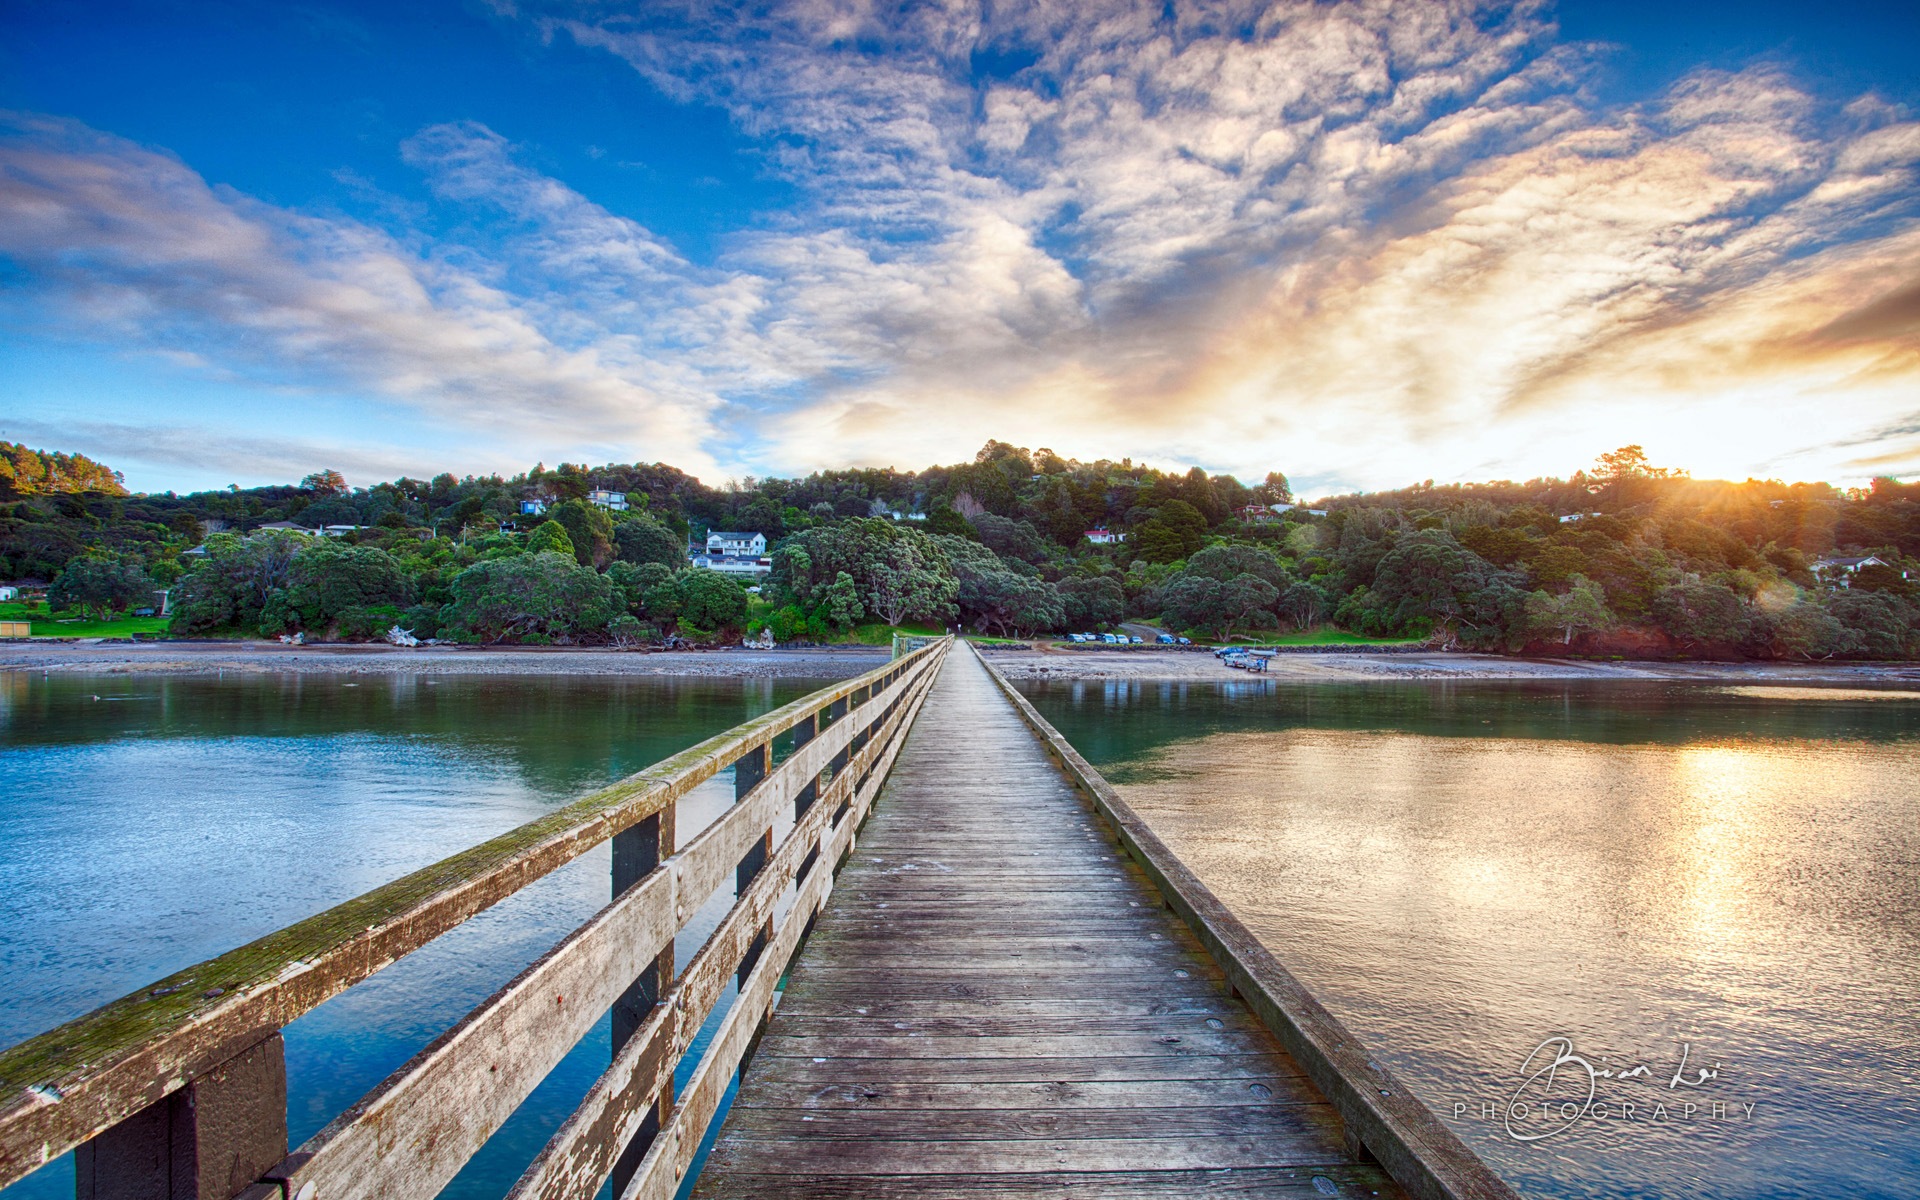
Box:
846;622;948;646
0;601;172;639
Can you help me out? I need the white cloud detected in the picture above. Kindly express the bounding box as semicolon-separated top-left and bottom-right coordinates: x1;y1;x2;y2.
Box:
5;1;1920;490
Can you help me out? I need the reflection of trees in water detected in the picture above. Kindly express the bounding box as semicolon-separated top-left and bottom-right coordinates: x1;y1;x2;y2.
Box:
1024;678;1920;767
0;674;831;797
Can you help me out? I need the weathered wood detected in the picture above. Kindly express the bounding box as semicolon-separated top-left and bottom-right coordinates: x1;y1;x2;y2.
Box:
276;871;678;1200
0;640;947;1189
507;645;945;1200
692;1164;1400;1199
619;657;937;1200
76;1034;286;1200
694;647;1405;1200
730;1076;1316;1111
974;645;1520;1200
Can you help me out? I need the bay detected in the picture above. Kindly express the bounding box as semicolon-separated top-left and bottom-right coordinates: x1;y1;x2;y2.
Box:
0;669;850;1200
1021;676;1920;1200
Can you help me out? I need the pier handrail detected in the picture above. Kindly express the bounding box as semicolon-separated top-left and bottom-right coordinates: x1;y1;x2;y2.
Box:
0;637;950;1199
975;644;1522;1200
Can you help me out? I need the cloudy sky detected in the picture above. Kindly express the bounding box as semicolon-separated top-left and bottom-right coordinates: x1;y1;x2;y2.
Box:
2;0;1917;495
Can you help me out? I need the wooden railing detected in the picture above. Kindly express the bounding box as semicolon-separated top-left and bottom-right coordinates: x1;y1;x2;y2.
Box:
975;645;1522;1200
0;637;951;1200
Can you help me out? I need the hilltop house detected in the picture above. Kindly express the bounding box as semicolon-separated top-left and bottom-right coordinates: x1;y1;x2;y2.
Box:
1813;555;1903;586
1234;505;1281;524
707;531;768;557
1084;528;1125;545
588;489;629;512
520;498;549;516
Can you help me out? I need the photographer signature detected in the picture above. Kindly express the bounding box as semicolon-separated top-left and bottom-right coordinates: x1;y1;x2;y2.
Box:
1503;1037;1721;1142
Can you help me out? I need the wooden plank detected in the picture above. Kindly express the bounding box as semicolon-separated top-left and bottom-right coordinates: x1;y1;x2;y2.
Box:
619;658;940;1200
694;642;1415;1200
715;1103;1340;1142
692;1164;1400;1199
0;640;947;1189
975;645;1518;1200
281;871;676;1200
699;1132;1348;1174
728;1076;1318;1111
508;649;945;1200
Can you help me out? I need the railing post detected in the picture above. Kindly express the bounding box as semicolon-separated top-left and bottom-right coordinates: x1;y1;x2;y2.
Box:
610;807;674;1198
733;744;772;987
75;1033;287;1200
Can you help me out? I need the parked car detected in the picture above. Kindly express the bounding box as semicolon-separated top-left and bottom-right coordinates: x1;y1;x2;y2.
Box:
1102;633;1120;644
1129;636;1144;644
1177;636;1192;645
1156;634;1176;644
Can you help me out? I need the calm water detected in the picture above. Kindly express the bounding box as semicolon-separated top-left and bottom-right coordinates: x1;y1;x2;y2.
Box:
1022;677;1920;1200
0;669;855;1200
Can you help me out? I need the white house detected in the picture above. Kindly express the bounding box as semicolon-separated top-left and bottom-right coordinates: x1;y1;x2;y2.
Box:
689;552;772;576
1813;555;1901;586
0;586;16;602
1085;528;1125;545
707;531;768;557
520;498;548;516
256;521;319;535
588;489;630;512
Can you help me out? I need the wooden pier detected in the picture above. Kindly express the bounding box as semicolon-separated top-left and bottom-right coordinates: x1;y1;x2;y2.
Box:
0;638;1516;1200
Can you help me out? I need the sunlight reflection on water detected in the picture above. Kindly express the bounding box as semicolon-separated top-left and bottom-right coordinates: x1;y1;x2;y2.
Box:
1025;679;1920;1200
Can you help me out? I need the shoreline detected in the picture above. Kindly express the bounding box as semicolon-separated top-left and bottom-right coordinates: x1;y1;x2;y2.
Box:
6;638;1919;684
978;643;1920;684
0;640;890;679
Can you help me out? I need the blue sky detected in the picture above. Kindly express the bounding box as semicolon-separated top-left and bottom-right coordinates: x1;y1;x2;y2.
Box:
2;0;1917;495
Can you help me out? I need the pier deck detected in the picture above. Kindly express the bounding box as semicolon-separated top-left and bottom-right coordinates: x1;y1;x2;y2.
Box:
694;647;1404;1199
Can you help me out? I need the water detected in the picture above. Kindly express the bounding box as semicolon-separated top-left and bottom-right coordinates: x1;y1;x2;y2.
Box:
0;669;853;1200
1020;677;1920;1200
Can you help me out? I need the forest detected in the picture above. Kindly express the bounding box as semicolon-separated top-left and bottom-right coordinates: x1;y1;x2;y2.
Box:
3;438;1917;659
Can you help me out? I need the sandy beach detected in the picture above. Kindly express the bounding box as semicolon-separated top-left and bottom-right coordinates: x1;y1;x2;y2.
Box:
7;637;1919;685
0;639;892;679
977;642;1920;684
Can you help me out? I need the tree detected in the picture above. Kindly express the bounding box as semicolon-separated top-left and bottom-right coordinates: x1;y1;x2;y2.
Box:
1164;573;1280;640
1361;530;1524;646
770;519;957;627
1262;471;1292;504
1651;580;1751;649
1827;590;1918;658
1133;500;1209;563
1524;574;1614;644
1058;576;1125;629
525;520;576;558
549;499;615;568
676;569;750;632
169;532;305;634
1593;445;1680;482
1767;600;1856;659
615;514;685;569
259;540;413;635
824;571;865;629
439;551;621;643
301;469;348;496
49;554;153;619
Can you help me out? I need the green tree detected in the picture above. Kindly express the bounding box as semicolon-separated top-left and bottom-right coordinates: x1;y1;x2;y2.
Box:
169;532;305;633
260;540;413;635
525;520;576;558
1163;573;1279;640
823;571;865;629
49;554;153;619
1524;574;1614;644
676;569;750;632
1058;576;1125;629
439;551;621;643
549;499;615;568
614;514;685;569
1651;580;1751;649
770;519;956;627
